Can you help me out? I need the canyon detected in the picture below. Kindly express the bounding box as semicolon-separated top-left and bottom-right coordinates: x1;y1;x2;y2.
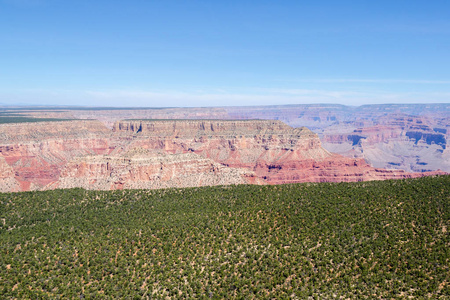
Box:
26;103;446;174
227;104;450;173
0;118;445;192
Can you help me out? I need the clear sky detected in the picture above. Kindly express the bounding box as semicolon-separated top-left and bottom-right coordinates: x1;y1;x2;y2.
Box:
1;0;449;107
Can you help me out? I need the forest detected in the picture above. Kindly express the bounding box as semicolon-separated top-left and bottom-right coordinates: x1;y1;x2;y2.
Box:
0;111;70;124
0;176;449;299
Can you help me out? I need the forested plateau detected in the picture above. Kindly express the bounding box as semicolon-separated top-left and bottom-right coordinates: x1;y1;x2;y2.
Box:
0;176;449;299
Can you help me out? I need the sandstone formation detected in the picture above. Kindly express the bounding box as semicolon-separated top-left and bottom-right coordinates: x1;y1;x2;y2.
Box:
51;151;258;190
110;120;444;185
321;114;450;172
226;105;450;173
10;103;447;173
0;156;20;193
0;120;112;191
0;119;445;192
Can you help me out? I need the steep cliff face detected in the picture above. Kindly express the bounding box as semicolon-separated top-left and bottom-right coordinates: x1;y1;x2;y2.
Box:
110;120;444;186
0;156;20;192
52;150;259;190
254;155;439;184
225;105;450;173
405;131;446;148
321;114;450;173
0;121;112;191
0;119;445;192
113;119;295;136
112;120;332;165
13;104;448;174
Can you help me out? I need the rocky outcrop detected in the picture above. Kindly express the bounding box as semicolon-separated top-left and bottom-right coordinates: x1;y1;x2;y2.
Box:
113;119;295;136
0;156;20;192
0;121;112;191
253;155;442;184
112;119;332;164
225;105;450;173
12;104;449;174
51;150;258;190
321;114;450;173
110;120;445;186
0;119;446;192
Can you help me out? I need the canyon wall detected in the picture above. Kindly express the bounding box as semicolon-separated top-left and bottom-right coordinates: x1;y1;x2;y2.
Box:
30;103;448;173
7;104;448;173
109;120;443;185
0;119;445;192
0;121;112;191
321;114;450;172
52;152;257;190
225;105;450;173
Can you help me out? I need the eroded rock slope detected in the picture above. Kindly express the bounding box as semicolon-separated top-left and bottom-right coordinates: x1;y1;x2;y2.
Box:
0;119;444;192
7;104;448;173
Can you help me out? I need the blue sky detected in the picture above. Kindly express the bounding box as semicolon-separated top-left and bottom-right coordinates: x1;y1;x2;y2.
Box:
0;0;449;107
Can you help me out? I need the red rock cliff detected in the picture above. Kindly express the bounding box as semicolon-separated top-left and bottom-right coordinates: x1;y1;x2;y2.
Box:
0;121;112;190
110;120;444;185
0;119;445;192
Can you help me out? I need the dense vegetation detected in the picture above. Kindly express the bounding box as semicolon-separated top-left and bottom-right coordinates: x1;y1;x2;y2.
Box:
0;117;73;124
0;112;71;124
1;176;448;299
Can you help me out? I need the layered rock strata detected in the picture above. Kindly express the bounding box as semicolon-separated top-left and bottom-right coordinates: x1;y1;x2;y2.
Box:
321;114;450;172
110;120;444;185
0;121;112;190
7;104;449;173
0;156;20;192
50;151;258;190
0;119;445;192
